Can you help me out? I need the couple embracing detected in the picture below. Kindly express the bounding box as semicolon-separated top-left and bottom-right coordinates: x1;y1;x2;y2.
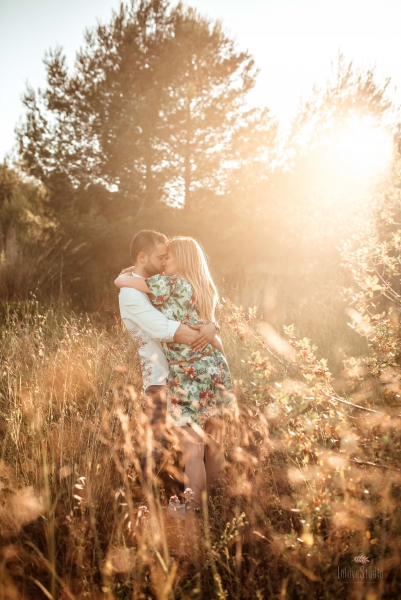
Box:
115;230;237;546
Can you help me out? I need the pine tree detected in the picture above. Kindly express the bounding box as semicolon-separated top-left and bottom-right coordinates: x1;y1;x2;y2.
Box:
17;0;273;216
15;0;277;307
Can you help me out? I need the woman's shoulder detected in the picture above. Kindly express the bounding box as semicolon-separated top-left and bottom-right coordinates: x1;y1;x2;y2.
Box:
174;275;191;286
146;274;193;298
153;274;193;291
162;276;196;310
173;276;195;296
147;274;185;285
146;274;180;289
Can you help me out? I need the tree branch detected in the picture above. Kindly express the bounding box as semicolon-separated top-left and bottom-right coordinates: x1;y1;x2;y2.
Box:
346;456;401;473
328;394;401;419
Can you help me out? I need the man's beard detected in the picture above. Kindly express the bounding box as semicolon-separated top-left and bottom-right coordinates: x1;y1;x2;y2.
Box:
143;259;162;277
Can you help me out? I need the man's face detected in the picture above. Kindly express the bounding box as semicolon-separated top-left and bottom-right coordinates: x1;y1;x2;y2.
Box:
143;242;167;276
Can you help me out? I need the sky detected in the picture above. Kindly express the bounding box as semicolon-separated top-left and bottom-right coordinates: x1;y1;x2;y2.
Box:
1;0;401;161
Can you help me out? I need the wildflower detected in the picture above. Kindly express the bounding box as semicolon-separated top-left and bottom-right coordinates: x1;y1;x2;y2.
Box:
183;488;195;503
137;505;149;520
168;496;186;520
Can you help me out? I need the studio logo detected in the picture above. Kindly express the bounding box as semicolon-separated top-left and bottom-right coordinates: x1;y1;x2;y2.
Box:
337;556;384;581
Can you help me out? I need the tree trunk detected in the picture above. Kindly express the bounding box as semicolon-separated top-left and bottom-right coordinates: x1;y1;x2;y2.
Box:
144;131;154;209
184;91;192;207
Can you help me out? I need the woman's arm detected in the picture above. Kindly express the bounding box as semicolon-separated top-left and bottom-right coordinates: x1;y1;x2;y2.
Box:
211;335;225;355
114;274;151;293
118;265;136;276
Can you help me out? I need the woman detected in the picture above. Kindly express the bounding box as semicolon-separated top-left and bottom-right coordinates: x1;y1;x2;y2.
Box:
114;236;236;544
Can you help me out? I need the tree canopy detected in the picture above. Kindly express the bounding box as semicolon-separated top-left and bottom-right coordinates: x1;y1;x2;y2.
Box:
18;0;274;213
11;3;398;311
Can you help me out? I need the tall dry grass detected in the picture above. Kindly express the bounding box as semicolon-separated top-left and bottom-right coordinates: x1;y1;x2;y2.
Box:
0;297;400;599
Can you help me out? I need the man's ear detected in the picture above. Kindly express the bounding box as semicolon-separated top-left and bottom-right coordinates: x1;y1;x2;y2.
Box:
138;251;147;264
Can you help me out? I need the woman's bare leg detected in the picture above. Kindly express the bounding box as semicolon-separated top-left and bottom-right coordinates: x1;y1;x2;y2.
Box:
176;426;206;544
204;417;225;495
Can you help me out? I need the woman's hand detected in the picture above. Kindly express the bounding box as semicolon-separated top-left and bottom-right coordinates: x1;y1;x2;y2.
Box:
118;266;136;276
114;274;151;292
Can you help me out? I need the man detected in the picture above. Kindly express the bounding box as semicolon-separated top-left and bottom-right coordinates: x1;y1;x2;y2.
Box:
118;230;219;484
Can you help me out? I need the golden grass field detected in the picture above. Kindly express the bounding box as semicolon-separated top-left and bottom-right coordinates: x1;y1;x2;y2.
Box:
0;288;400;599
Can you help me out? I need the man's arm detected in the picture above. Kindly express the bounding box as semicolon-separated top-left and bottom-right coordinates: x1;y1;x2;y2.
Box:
174;322;218;352
119;288;179;341
119;288;217;350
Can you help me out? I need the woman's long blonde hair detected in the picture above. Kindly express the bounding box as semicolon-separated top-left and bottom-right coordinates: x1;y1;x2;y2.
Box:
168;237;218;321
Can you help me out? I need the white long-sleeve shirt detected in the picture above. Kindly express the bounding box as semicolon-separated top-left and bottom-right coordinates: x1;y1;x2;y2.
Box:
118;273;180;390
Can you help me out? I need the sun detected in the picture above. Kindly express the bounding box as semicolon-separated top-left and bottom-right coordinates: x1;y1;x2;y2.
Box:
326;117;393;187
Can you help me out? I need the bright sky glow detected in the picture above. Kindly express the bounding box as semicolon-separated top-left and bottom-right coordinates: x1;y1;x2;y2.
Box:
298;117;394;224
327;120;393;185
1;0;401;161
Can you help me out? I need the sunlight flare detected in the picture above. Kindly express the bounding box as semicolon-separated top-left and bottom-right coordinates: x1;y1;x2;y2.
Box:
326;118;393;186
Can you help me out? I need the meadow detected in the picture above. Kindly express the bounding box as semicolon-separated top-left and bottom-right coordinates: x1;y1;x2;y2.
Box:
1;256;401;599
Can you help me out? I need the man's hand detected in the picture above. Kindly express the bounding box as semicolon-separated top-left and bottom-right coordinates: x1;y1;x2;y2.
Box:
118;266;136;276
189;322;217;352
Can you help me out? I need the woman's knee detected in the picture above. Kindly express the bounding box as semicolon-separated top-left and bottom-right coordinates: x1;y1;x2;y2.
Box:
204;417;224;448
176;427;204;460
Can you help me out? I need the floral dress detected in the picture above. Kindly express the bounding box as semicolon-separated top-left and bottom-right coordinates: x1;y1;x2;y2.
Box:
145;274;236;428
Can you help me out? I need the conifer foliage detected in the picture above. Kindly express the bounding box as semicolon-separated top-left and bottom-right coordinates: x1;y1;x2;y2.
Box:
17;0;270;214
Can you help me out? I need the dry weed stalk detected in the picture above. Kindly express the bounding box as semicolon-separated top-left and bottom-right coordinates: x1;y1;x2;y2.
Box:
0;298;400;598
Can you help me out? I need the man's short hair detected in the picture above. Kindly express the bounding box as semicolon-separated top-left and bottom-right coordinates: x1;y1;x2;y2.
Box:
130;230;168;261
